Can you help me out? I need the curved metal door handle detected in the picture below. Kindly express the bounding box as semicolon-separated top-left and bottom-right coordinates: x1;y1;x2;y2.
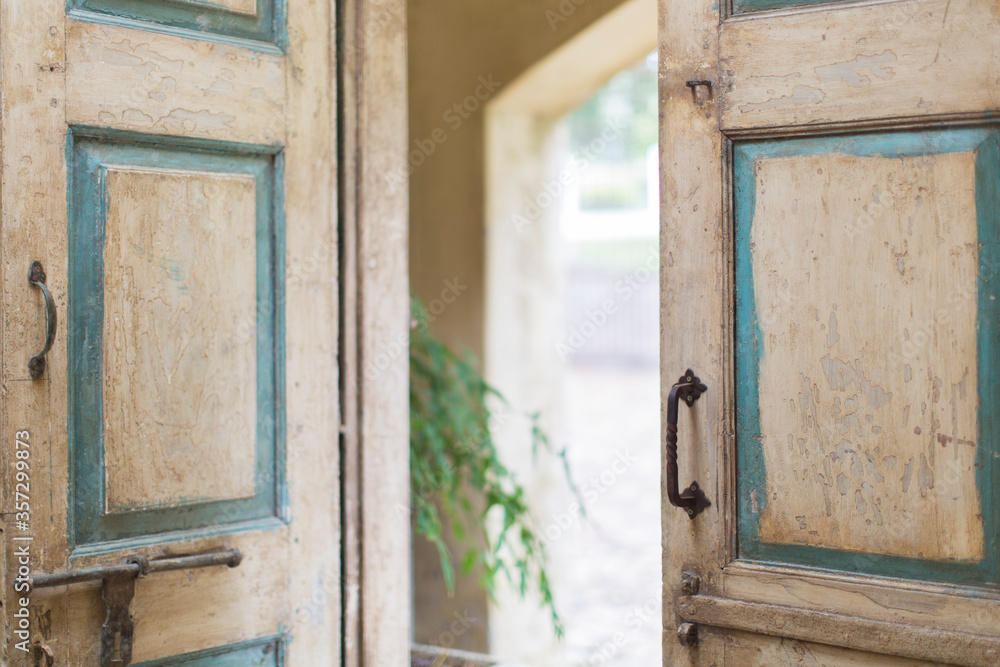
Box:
666;368;711;519
28;260;57;380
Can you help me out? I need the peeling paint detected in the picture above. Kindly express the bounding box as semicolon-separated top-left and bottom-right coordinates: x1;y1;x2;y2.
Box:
855;488;867;514
814;50;897;88
739;85;826;114
917;453;934;498
837;473;851;496
826;308;840;348
902;457;914;493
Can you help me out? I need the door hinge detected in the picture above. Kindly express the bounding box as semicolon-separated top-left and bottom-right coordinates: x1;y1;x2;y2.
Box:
31;548;242;667
677;571;702;647
677;622;699;646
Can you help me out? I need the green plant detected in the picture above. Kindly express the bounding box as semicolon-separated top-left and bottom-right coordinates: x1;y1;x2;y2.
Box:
409;298;569;636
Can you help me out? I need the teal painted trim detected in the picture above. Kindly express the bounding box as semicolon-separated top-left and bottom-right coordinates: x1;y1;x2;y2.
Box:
67;126;287;548
68;0;286;50
975;132;1000;586
271;150;289;522
70;518;284;559
733;140;767;562
132;636;284;666
734;126;1000;586
734;0;845;13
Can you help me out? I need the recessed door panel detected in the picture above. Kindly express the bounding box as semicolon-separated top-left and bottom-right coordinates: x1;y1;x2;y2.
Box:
68;129;285;550
735;128;1000;584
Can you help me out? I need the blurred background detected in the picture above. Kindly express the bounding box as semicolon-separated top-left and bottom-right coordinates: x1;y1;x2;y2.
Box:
408;2;660;664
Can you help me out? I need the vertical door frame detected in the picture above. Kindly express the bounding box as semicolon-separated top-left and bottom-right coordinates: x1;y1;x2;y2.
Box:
338;0;411;665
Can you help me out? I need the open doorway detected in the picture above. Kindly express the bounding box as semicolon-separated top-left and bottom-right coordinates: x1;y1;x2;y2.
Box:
554;54;661;667
484;7;659;663
406;0;658;662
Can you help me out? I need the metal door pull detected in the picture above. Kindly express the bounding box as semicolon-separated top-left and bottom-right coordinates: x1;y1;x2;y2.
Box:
665;369;711;519
27;260;57;380
31;548;242;667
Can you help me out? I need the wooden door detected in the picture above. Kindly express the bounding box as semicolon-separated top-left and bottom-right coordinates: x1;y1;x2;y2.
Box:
0;0;347;664
660;0;1000;664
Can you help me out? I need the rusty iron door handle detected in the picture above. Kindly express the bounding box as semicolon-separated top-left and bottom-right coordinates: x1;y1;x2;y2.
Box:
666;369;711;519
28;260;57;380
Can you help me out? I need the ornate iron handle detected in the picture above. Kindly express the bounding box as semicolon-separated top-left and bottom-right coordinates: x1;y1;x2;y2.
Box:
28;260;57;380
666;369;711;519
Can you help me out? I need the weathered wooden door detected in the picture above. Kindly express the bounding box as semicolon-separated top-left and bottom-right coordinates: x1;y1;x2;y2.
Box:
660;0;1000;664
1;0;346;664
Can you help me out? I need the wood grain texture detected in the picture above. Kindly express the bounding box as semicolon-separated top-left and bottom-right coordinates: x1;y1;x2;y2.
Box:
45;532;292;663
281;0;342;661
750;151;983;560
716;628;955;666
338;0;363;659
723;562;1000;639
658;0;729;663
1;0;73;664
102;167;258;512
679;595;999;666
66;19;286;145
720;0;1000;131
340;0;412;663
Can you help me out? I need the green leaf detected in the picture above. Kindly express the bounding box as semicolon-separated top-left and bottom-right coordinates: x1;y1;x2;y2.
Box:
409;296;570;637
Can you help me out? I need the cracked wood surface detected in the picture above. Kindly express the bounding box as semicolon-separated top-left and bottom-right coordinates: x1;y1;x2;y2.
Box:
752;151;984;560
102;167;258;512
66;20;286;145
721;0;1000;130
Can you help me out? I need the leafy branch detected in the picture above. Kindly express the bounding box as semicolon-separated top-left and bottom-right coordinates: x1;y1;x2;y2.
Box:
409;298;566;636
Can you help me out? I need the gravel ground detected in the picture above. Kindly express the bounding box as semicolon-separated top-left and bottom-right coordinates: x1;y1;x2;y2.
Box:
555;362;662;667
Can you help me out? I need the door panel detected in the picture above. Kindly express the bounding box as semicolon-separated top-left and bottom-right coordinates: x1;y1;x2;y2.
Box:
735;128;999;584
660;0;1000;664
720;0;1000;130
65;20;286;146
2;0;339;663
67;131;284;548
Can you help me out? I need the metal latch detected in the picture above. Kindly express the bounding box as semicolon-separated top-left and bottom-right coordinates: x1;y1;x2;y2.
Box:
31;548;242;666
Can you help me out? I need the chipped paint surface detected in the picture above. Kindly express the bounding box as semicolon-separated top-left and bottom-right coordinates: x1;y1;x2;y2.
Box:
66;20;286;145
103;167;258;512
814;51;897;88
720;0;1000;130
751;150;984;561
